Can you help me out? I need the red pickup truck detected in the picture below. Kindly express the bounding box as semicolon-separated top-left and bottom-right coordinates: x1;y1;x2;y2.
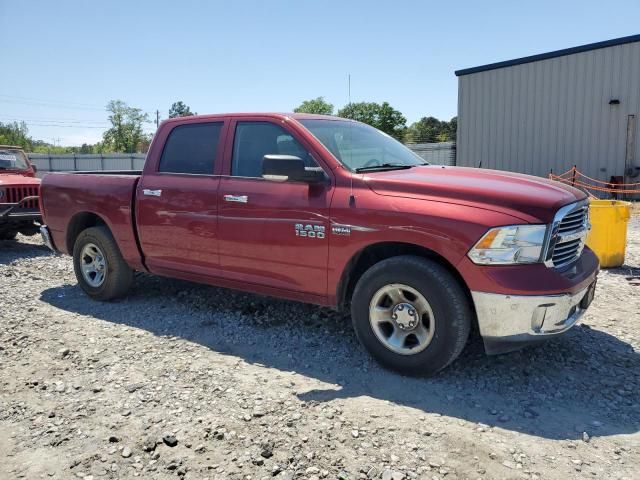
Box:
0;145;41;240
40;113;598;374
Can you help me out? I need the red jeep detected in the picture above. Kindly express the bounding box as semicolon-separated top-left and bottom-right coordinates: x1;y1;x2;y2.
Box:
0;145;41;240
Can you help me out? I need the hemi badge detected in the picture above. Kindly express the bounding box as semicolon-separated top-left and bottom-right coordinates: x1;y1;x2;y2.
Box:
332;226;351;236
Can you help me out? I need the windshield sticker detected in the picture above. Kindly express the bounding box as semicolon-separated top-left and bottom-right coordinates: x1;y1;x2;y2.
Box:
0;154;18;162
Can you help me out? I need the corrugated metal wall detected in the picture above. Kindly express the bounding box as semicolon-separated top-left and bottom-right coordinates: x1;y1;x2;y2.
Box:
457;41;640;182
28;153;146;173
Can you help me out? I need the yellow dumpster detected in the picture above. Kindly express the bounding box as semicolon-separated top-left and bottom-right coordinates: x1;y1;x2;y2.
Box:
585;200;632;268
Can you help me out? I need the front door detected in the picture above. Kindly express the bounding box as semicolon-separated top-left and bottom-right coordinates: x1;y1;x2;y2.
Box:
217;119;333;297
136;120;227;276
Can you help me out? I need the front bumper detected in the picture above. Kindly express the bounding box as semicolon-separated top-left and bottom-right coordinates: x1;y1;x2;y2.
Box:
0;196;41;223
472;280;597;354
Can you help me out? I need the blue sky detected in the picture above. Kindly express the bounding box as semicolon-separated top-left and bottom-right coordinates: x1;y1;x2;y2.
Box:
1;0;639;146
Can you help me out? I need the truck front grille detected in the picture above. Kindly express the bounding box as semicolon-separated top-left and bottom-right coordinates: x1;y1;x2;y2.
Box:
1;186;40;210
547;202;589;268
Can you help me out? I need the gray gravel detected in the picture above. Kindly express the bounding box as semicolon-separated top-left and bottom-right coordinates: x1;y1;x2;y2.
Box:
1;217;639;480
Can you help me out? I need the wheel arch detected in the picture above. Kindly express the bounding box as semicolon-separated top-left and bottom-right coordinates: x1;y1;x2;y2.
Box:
65;211;107;253
336;242;474;317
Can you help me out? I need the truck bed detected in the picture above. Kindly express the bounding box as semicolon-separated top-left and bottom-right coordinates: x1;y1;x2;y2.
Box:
40;171;145;270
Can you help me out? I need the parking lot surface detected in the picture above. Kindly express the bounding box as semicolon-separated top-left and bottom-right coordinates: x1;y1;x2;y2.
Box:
1;217;639;480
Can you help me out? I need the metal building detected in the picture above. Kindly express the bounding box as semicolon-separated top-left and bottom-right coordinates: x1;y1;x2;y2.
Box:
455;34;640;185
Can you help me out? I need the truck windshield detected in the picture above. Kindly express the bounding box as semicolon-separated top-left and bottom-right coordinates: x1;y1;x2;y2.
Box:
298;119;426;172
0;148;30;171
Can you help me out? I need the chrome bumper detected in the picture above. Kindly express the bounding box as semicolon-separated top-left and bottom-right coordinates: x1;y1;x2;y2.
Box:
472;281;596;354
40;225;55;251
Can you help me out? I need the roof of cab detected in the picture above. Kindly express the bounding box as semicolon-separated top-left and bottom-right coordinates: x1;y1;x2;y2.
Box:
162;112;347;124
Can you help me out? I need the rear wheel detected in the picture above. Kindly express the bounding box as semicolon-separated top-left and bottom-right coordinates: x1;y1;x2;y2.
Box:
73;226;133;300
351;255;471;375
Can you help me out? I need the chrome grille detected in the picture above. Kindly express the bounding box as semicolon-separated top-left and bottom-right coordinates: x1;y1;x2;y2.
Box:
546;202;589;268
1;186;40;210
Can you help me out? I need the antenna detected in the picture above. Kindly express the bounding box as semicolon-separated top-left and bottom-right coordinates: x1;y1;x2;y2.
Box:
348;73;356;207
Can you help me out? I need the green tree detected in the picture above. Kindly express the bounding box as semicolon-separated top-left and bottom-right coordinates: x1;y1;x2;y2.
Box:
337;101;406;140
405;116;442;143
168;101;195;118
448;116;457;141
0;122;106;153
405;116;457;143
293;97;334;115
0;121;33;150
102;100;150;153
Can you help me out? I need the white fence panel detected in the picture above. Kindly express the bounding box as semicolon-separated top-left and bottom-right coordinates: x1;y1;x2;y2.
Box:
406;142;456;166
28;154;146;173
28;145;455;174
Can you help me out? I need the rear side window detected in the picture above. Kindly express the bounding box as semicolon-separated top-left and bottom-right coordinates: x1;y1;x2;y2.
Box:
232;121;316;177
159;122;223;175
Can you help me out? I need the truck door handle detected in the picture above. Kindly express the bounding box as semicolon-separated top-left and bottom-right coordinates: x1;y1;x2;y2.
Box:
143;189;162;197
224;194;248;203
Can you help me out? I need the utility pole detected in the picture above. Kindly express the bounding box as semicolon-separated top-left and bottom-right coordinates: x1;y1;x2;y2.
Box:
156;110;160;129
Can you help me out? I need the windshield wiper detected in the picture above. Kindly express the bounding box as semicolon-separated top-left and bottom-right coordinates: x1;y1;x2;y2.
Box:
355;163;416;173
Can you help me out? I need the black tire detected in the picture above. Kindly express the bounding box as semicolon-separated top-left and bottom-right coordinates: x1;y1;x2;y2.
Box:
0;230;18;240
72;226;133;301
351;255;471;375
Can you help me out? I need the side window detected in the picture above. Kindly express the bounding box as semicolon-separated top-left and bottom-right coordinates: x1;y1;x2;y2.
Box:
232;121;316;177
159;122;223;175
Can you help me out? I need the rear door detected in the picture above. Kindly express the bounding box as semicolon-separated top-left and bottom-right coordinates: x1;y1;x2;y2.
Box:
217;118;333;298
136;120;227;276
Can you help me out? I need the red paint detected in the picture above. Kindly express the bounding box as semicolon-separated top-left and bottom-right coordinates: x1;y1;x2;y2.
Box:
1;146;41;229
40;113;596;307
40;172;144;270
0;145;40;190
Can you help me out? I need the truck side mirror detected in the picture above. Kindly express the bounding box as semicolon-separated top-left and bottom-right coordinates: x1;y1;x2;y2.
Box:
31;165;38;173
262;155;325;183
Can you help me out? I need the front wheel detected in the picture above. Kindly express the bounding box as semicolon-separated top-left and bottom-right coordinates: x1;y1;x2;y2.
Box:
351;255;471;375
73;226;133;301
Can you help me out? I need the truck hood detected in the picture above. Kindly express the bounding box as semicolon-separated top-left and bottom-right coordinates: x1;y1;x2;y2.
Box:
0;174;40;187
364;166;586;223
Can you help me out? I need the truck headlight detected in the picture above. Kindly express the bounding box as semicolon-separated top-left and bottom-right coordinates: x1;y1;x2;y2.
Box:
467;225;548;265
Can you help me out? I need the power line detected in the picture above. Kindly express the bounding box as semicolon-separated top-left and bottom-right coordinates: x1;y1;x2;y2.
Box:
1;95;161;125
20;123;108;129
0;98;106;111
0;116;109;126
0;93;105;109
0;94;158;115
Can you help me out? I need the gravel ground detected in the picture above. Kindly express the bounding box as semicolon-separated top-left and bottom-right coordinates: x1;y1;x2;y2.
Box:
1;217;639;480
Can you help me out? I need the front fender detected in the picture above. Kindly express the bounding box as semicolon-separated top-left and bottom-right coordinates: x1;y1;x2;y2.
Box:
327;188;525;305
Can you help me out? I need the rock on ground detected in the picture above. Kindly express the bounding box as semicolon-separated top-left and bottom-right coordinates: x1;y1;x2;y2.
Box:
1;216;639;479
